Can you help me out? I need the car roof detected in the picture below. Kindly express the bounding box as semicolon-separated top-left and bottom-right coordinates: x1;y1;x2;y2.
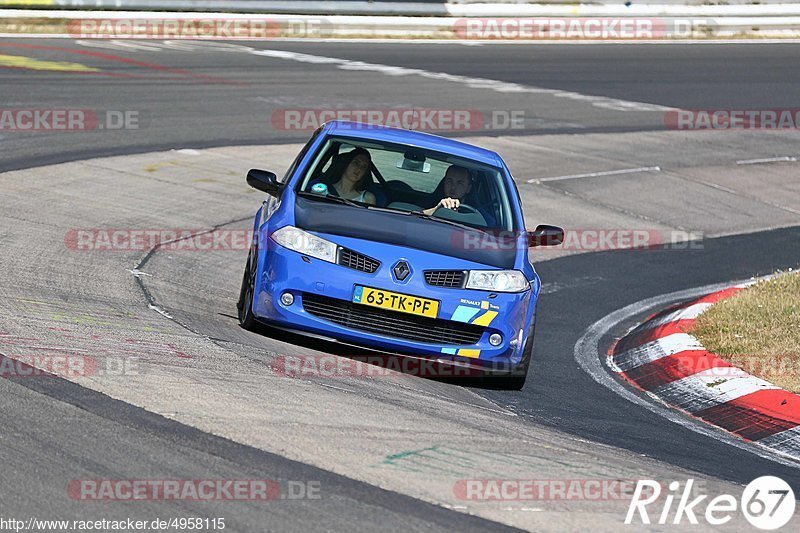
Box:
323;120;504;167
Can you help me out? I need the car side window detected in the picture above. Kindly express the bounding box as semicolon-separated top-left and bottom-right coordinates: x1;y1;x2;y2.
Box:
481;172;504;228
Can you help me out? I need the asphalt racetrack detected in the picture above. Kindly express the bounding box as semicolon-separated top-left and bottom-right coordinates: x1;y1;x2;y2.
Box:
1;38;800;531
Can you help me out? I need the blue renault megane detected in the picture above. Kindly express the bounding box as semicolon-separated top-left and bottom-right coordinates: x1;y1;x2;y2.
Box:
237;120;563;389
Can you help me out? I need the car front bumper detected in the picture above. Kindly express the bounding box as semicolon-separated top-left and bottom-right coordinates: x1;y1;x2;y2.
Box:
252;236;537;368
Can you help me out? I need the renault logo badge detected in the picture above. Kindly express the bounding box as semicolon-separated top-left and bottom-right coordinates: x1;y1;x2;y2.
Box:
392;260;411;282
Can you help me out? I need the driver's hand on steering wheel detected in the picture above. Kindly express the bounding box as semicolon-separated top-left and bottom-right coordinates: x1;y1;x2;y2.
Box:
437;197;460;211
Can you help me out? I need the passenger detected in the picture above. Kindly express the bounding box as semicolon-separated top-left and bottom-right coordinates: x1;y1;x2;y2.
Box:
328;148;376;205
424;165;496;226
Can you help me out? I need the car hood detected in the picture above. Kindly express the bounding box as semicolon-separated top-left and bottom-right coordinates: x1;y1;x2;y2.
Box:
294;196;518;269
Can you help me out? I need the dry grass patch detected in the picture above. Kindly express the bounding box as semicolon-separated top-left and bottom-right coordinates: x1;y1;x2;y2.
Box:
691;272;800;393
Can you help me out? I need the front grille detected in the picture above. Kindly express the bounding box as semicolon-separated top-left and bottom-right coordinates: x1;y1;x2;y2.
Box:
338;248;380;273
424;270;466;288
302;293;484;346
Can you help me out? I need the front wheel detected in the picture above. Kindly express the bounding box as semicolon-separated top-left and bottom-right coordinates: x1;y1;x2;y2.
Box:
237;251;257;330
488;358;529;390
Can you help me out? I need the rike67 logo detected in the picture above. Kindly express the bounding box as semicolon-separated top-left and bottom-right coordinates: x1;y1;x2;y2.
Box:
626;476;795;529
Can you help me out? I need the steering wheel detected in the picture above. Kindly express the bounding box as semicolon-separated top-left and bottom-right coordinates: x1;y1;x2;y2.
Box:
434;203;479;215
455;203;480;215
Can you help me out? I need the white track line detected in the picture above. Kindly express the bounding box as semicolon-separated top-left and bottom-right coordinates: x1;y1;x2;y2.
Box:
736;156;798;165
75;39;166;51
574;278;800;469
7;34;800;44
0;35;798;44
241;39;800;45
528;166;661;184
251;49;676;113
644;302;713;328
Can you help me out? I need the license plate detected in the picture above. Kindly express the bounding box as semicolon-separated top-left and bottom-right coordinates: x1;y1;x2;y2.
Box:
353;286;439;319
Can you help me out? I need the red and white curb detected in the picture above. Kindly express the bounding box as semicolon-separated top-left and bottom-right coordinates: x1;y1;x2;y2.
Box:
608;282;800;460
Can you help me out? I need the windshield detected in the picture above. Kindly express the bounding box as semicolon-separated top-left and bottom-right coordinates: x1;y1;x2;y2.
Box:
296;136;517;231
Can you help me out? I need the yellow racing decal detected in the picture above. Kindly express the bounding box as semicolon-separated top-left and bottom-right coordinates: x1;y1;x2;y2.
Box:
456;349;480;359
471;310;498;327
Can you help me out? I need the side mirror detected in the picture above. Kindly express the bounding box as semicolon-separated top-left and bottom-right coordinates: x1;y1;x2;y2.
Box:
247;169;282;197
528;225;564;247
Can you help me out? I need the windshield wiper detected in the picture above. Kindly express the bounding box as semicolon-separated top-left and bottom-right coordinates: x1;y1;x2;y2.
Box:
297;191;363;209
408;210;489;234
365;205;413;215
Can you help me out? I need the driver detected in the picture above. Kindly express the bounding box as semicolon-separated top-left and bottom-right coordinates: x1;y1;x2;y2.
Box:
424;165;496;226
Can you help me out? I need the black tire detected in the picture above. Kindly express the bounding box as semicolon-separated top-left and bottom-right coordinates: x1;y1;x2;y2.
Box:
237;250;257;330
488;358;529;390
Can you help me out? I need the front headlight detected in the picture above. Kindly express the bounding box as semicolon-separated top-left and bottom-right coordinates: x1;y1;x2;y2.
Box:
466;270;529;292
272;226;337;263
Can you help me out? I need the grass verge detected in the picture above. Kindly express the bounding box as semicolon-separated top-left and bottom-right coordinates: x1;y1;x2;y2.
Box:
691;272;800;393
